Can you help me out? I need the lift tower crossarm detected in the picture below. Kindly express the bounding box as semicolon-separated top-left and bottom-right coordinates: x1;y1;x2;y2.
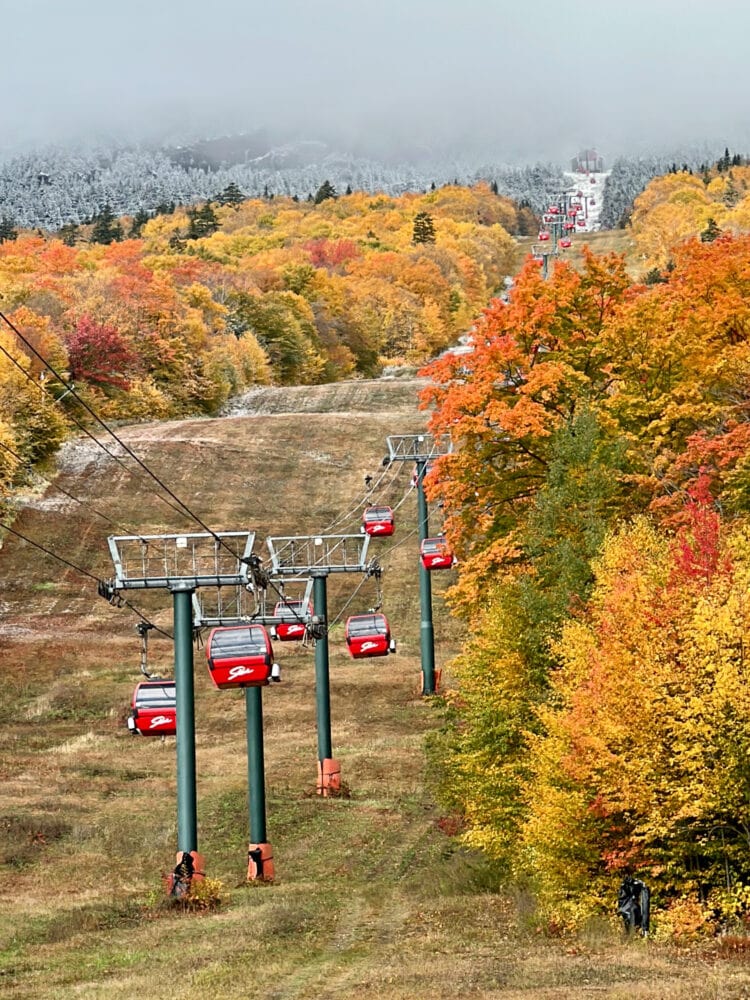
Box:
265;533;370;576
385;434;452;463
107;531;256;590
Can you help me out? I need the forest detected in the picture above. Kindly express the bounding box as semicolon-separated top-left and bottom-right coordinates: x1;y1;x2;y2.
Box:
421;205;750;935
0;182;525;499
0;139;565;229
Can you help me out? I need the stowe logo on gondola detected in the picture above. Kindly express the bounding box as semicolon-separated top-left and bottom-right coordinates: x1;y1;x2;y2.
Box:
149;716;173;728
361;641;379;651
228;665;254;679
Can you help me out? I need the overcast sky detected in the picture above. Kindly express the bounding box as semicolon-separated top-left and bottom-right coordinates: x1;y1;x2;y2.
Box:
2;0;748;162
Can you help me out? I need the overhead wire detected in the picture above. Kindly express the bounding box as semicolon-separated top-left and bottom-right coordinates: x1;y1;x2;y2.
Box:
0;311;432;642
0;518;171;638
0;309;246;561
0;437;143;537
319;453;403;535
0;335;188;522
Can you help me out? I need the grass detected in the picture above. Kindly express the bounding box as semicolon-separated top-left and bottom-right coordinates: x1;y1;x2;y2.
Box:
514;227;644;280
1;376;750;998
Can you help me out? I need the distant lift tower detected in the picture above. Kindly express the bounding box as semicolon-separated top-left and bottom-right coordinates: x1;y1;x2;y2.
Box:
106;531;256;890
386;434;452;695
531;241;557;280
266;533;373;795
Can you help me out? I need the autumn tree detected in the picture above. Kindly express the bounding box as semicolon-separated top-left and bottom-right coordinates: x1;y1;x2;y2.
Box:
65;315;142;390
420;250;632;611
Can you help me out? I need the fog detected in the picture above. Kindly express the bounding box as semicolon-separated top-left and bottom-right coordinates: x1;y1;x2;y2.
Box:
2;0;748;162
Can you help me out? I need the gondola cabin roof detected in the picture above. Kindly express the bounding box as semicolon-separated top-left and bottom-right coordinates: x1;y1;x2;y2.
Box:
273;599;312;622
346;613;390;636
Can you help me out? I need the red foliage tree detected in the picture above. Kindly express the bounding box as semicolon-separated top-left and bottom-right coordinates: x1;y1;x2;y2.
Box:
304;238;359;270
65;315;141;390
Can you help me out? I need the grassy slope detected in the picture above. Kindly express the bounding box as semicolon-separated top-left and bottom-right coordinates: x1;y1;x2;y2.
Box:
1;376;749;999
515;229;643;279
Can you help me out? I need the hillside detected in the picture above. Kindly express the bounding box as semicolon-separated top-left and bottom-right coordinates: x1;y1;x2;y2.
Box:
2;378;749;999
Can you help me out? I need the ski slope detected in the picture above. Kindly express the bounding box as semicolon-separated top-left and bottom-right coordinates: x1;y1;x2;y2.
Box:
563;170;610;231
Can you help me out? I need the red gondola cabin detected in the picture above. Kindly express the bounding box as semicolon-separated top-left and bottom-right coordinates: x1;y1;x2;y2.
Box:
537;230;550;241
420;536;456;571
345;613;396;658
127;681;177;736
362;505;395;537
206;625;277;689
272;599;312;641
559;237;572;249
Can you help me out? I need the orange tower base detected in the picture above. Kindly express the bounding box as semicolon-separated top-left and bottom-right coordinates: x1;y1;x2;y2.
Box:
419;669;442;696
165;850;206;896
247;842;275;882
317;757;341;797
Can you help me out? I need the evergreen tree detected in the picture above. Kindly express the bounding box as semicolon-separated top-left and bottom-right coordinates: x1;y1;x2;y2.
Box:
0;217;18;242
90;204;122;244
128;209;150;238
412;211;436;245
644;266;669;284
700;217;722;242
217;182;244;207
58;222;79;246
724;175;740;207
187;201;219;239
313;180;337;204
430;181;436;191
345;184;352;195
490;179;499;195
